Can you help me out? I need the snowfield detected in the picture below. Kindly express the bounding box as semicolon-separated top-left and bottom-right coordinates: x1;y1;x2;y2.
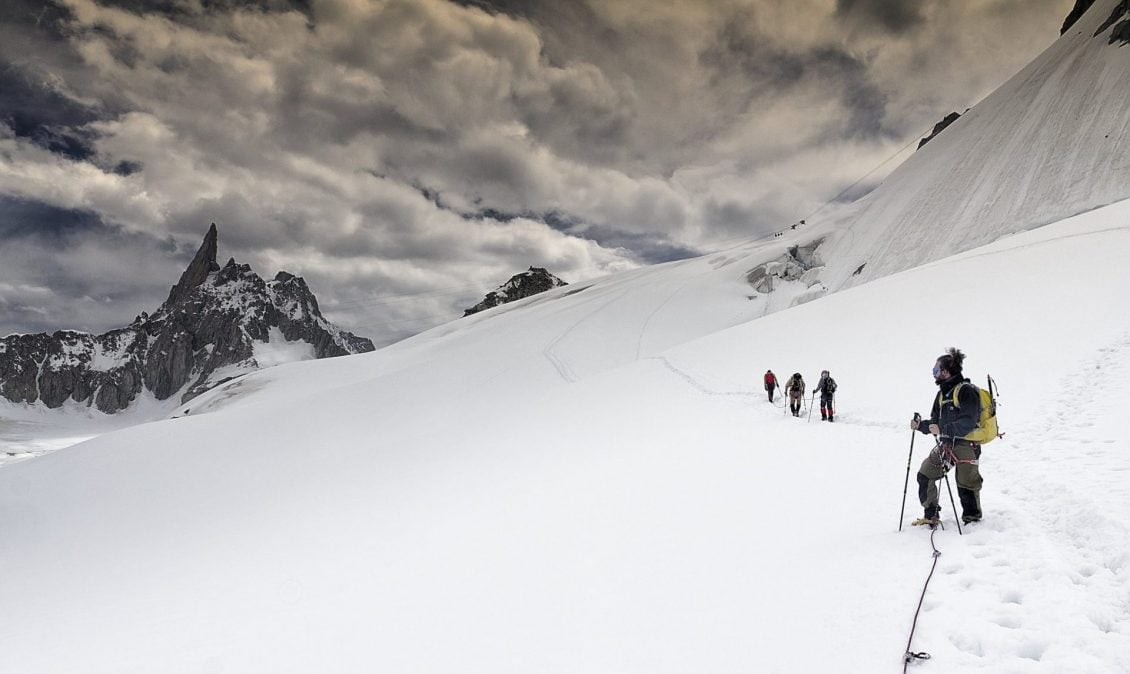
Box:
4;0;1130;671
2;198;1129;673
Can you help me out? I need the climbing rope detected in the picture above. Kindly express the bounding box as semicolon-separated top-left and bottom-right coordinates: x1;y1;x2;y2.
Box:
902;527;942;670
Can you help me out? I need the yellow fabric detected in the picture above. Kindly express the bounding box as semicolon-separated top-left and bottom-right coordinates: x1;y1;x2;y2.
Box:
939;383;999;444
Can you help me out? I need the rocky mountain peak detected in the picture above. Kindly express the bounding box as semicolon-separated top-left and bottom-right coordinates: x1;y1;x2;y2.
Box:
166;222;220;306
464;267;568;317
1;224;374;414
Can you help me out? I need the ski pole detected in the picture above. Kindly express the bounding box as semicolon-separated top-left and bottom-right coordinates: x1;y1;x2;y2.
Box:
899;413;920;532
943;470;963;536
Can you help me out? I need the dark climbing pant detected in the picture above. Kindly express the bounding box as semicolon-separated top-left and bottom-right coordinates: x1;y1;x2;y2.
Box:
819;394;834;419
917;442;983;521
767;386;775;402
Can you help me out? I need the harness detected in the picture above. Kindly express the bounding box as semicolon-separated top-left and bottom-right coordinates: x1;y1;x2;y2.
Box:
939;441;979;466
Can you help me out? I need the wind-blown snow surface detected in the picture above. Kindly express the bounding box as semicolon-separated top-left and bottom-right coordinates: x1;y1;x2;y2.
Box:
3;198;1130;672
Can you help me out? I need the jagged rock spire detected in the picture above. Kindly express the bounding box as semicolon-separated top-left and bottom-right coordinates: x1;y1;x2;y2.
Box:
166;223;220;306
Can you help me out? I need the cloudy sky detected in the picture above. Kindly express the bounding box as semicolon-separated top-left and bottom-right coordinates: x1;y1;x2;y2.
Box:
0;0;1074;345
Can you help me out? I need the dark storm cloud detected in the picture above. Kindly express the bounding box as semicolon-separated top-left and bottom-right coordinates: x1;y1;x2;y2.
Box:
700;17;805;92
836;0;926;34
0;197;180;335
570;224;700;264
458;206;698;264
0;197;107;240
0;1;101;159
701;20;892;141
0;0;1079;345
810;48;891;140
0;0;71;33
82;0;311;19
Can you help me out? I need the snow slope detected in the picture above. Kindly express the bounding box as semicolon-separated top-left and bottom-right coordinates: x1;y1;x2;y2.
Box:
2;196;1129;673
813;0;1130;292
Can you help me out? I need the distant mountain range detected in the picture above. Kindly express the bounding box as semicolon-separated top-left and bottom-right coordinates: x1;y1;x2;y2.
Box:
0;224;374;413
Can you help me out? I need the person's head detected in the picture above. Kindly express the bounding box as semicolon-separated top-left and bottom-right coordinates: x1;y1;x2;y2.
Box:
793;372;801;379
933;347;965;383
821;369;829;378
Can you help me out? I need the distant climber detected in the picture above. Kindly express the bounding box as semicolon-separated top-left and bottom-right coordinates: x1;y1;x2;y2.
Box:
813;370;837;422
785;373;805;417
763;370;779;402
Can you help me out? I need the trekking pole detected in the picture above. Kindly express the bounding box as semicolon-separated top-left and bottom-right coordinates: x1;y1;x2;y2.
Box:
943;470;964;536
899;413;920;532
807;392;816;422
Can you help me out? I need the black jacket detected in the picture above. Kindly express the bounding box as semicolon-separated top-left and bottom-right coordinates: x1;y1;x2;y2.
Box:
814;377;836;396
916;375;981;441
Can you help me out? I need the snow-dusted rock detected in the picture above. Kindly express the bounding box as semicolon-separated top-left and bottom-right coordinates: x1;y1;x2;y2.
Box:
463;267;568;316
917;111;962;149
0;225;373;413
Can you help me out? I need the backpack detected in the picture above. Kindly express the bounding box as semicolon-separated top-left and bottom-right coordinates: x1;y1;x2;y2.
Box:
938;375;1002;444
824;378;837;394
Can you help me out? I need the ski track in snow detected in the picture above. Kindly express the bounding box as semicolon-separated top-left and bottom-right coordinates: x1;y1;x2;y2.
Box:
633;283;690;362
541;288;629;383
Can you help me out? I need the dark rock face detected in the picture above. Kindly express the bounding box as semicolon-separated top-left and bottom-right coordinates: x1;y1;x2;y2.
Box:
1067;0;1130;43
918;112;962;150
463;267;568;316
1111;17;1130;44
167;222;220;306
1095;1;1130;44
1062;0;1098;34
269;271;372;357
0;225;375;413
